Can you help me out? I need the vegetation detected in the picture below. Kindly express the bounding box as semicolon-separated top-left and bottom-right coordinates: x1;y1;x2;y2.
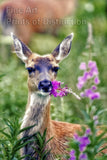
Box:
0;120;52;160
0;0;107;159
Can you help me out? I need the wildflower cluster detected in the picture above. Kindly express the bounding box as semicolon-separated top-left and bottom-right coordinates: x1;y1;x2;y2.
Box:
69;129;91;160
68;23;107;160
74;129;91;153
50;80;80;100
77;61;100;100
50;80;68;97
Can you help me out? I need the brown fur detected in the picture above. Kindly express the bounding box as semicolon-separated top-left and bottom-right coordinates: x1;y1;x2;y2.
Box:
0;0;77;44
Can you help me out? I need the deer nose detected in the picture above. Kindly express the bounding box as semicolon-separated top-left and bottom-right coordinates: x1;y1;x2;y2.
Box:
38;80;52;93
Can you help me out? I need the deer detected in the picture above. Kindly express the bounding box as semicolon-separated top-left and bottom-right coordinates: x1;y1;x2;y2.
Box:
11;32;107;159
0;0;77;44
11;32;83;159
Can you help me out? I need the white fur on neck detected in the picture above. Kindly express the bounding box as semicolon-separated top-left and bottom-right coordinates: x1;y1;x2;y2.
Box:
21;92;50;134
29;91;50;106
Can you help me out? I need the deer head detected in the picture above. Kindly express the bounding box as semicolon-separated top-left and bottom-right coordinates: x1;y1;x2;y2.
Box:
11;33;74;95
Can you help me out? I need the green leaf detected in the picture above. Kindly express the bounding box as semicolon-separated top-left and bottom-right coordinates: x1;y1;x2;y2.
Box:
81;110;90;121
96;109;107;116
19;154;34;160
13;139;34;152
0;129;11;139
19;124;37;134
42;129;47;142
43;149;51;160
3;119;14;135
98;145;107;153
96;131;106;143
32;146;40;155
0;73;6;78
0;154;3;158
36;133;43;149
1;143;10;159
45;137;53;146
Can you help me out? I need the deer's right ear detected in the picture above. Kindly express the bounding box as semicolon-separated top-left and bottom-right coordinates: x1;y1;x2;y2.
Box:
11;33;32;63
52;33;74;63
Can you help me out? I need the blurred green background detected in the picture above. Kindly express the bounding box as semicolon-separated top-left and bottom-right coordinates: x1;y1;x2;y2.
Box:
0;0;107;127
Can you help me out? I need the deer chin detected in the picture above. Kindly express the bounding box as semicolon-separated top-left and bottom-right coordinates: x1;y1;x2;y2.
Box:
37;90;50;97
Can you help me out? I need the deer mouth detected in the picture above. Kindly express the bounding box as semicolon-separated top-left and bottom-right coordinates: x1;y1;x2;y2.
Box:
37;90;51;96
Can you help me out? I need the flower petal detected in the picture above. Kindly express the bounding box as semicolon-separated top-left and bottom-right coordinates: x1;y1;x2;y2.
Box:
79;62;87;70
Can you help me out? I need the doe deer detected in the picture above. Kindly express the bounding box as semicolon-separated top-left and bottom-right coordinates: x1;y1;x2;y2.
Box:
11;32;82;159
11;32;107;159
0;0;77;44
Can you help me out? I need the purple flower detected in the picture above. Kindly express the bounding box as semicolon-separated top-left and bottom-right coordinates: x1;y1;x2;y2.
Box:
88;70;94;78
79;88;100;100
79;62;87;70
77;75;87;90
69;150;76;160
71;129;90;159
85;88;93;98
79;153;87;160
85;128;91;135
88;60;96;69
80;92;85;97
50;80;80;99
83;71;92;80
88;61;99;76
78;76;85;83
93;115;98;121
79;136;90;152
94;77;100;84
74;134;90;152
50;80;68;97
77;60;100;100
78;76;87;84
91;67;99;76
74;133;80;141
84;89;100;100
77;83;84;90
91;85;97;90
90;92;100;100
51;80;61;89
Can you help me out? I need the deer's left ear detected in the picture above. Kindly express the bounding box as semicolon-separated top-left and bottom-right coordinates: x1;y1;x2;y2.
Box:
11;33;32;63
52;33;74;63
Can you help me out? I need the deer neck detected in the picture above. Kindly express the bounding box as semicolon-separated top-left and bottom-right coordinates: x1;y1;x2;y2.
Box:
21;91;51;136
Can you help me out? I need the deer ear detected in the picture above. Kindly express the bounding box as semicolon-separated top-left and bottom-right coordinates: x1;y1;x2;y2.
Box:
11;33;32;63
52;33;74;63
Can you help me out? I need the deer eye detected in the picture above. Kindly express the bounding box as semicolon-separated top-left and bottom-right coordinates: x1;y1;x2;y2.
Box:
26;67;35;74
52;67;60;73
